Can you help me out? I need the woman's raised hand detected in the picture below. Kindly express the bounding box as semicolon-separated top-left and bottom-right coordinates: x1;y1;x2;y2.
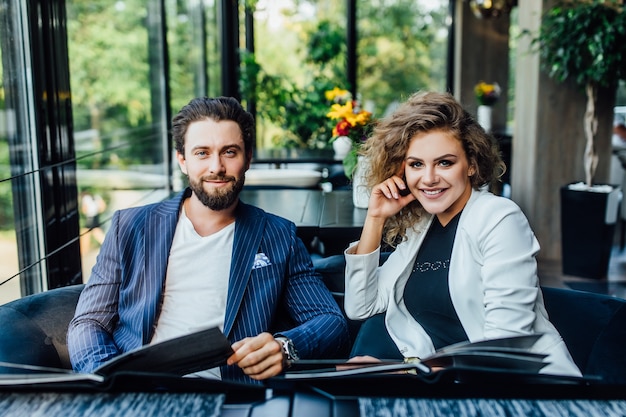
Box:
367;175;416;219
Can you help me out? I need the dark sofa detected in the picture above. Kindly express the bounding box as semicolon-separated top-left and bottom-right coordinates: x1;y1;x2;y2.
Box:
1;255;626;384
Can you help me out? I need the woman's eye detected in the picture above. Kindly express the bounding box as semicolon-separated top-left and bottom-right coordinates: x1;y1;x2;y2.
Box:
410;161;423;168
439;160;453;167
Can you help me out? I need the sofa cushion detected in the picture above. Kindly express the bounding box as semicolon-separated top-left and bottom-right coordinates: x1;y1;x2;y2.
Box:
0;284;84;372
542;286;626;384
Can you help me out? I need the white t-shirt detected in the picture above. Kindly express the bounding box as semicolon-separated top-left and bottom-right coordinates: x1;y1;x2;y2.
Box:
151;207;234;379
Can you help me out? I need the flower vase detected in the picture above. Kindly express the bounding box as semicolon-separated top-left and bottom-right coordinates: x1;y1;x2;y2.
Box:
332;136;352;160
477;105;493;132
352;156;370;209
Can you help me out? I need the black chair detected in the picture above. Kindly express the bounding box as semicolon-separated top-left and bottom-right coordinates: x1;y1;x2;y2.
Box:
541;286;626;384
312;254;367;345
0;284;84;372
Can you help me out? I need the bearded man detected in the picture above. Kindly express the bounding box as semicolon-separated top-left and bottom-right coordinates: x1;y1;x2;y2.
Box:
68;97;349;384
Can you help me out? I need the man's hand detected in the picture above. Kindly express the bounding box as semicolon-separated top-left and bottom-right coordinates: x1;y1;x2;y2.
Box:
227;332;285;380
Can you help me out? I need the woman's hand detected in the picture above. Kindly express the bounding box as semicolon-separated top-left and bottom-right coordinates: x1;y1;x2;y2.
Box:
367;175;416;219
354;175;417;254
336;355;382;371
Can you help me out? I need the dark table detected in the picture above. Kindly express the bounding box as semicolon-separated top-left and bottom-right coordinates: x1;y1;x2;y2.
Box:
2;372;626;417
318;190;367;254
239;189;367;256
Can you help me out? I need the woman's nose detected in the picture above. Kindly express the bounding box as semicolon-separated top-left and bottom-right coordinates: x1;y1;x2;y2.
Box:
422;166;438;184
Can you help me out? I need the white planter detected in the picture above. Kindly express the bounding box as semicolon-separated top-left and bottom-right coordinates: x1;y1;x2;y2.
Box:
332;136;352;160
477;105;493;132
352;156;370;209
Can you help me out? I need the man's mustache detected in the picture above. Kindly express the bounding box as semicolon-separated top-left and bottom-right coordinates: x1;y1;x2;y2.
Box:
201;175;236;182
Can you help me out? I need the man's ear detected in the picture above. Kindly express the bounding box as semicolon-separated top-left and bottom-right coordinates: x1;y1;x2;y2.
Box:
176;151;188;175
245;150;253;171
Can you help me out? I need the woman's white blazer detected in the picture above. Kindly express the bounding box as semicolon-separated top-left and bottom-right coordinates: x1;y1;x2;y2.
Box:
344;188;581;377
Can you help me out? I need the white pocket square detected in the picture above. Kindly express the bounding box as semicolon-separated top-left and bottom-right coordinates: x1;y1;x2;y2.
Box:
253;253;272;269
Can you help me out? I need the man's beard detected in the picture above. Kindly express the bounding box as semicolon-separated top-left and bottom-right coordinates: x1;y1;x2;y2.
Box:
188;173;245;211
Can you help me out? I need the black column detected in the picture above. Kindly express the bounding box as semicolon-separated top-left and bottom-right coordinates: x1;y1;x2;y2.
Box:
346;0;357;96
220;0;240;99
27;0;81;290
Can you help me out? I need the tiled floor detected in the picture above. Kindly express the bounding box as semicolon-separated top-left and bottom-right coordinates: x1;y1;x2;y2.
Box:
538;245;626;299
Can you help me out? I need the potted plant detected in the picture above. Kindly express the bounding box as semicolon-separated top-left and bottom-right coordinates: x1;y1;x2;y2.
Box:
326;87;374;177
325;87;375;207
474;81;501;132
531;0;626;278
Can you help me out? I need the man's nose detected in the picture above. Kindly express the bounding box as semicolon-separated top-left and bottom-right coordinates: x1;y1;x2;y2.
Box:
208;154;225;173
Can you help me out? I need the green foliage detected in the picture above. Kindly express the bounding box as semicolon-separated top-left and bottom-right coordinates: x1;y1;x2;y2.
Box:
307;20;345;65
358;0;448;115
530;0;626;186
0;141;14;230
533;1;626;89
240;19;346;149
67;0;152;131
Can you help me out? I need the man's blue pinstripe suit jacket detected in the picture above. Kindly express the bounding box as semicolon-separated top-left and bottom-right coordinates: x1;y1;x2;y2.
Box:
68;188;349;383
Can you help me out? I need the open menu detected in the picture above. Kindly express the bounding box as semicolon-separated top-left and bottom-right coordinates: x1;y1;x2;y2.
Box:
0;326;233;387
280;334;548;379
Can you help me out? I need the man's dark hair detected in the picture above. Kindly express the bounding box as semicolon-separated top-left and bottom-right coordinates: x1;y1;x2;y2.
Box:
172;96;255;157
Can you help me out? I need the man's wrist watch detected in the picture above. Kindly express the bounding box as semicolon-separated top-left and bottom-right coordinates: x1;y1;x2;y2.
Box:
275;336;299;368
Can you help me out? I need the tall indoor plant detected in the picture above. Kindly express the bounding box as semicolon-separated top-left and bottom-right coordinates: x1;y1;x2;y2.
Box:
531;0;626;279
532;0;626;188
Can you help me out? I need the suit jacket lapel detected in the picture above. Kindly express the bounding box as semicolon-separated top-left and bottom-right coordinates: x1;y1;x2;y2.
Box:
142;190;187;342
223;201;265;337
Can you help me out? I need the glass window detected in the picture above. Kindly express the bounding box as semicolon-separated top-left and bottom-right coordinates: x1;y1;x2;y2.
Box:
243;0;450;151
0;0;46;303
0;37;19;304
167;0;221;114
66;0;171;281
244;0;347;150
357;0;450;117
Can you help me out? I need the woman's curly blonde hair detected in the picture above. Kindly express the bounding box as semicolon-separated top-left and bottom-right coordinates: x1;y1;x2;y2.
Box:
359;91;506;247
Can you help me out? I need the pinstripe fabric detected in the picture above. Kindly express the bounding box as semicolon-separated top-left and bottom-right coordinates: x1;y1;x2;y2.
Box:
68;188;349;384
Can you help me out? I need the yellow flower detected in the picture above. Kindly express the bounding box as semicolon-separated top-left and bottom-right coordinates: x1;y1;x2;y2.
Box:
353;110;371;126
474;81;501;106
327;101;355;121
325;87;350;102
325;86;375;179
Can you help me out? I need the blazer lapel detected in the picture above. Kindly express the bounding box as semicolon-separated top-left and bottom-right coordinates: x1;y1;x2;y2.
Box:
141;190;187;342
223;201;265;337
